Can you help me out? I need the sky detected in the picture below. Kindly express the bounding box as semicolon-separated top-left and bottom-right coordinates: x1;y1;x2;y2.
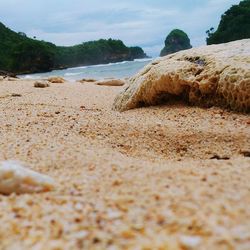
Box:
0;0;241;57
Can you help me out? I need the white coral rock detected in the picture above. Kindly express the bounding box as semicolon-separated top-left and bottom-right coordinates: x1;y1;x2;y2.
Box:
0;161;55;195
113;39;250;112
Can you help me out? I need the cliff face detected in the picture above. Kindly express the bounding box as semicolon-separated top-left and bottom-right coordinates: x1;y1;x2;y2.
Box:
114;39;250;113
160;29;192;57
0;22;147;74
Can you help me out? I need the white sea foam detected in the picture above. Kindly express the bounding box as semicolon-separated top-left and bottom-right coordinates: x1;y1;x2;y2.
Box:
23;75;41;79
64;72;82;76
67;65;88;70
134;58;153;62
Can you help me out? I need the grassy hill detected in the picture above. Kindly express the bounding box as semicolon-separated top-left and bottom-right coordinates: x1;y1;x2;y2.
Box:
0;22;147;74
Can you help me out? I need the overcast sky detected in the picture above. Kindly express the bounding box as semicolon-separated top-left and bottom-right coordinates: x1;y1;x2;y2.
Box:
0;0;241;56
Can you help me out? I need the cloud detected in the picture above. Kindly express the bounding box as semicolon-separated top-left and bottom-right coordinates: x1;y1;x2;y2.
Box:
0;0;241;56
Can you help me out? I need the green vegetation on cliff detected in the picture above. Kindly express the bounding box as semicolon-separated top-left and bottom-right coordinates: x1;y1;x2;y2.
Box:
206;0;250;45
0;22;147;74
160;29;192;57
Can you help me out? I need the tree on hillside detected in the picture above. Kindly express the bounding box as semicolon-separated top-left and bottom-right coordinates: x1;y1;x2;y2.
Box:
129;47;147;59
206;0;250;44
160;29;192;57
18;32;27;37
11;40;55;72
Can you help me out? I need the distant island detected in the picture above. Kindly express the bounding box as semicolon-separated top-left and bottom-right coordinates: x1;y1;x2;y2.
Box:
160;29;192;57
0;22;148;74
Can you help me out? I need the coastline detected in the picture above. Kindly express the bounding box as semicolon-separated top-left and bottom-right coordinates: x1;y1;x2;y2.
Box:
0;77;249;249
19;58;153;81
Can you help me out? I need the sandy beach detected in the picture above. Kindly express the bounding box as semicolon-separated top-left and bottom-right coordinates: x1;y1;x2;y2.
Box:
0;78;250;249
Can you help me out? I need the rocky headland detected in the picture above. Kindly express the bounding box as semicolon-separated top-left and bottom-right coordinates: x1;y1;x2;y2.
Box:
0;22;148;75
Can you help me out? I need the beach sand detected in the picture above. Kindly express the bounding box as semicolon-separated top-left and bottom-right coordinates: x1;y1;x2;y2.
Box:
0;79;249;249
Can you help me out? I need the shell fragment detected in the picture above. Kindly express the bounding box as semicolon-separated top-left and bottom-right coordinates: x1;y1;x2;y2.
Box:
0;161;55;195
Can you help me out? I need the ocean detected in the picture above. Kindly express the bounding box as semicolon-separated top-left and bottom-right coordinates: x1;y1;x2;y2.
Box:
20;58;153;81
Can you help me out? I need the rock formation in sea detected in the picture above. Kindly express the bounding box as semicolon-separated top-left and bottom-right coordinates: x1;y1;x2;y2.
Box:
160;29;192;56
113;39;250;113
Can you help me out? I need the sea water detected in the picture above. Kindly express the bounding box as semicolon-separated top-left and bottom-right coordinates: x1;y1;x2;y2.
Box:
20;58;153;81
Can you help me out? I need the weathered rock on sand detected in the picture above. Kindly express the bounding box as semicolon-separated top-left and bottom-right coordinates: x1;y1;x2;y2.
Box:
96;79;125;86
113;39;250;112
79;78;97;83
34;81;50;88
0;161;55;194
79;78;125;86
48;76;65;83
0;70;17;78
0;76;17;82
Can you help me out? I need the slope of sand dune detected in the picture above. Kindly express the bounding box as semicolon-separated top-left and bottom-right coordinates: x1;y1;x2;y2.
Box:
0;79;249;249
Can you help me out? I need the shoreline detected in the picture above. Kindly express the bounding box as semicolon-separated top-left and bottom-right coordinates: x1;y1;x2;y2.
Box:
18;58;153;81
